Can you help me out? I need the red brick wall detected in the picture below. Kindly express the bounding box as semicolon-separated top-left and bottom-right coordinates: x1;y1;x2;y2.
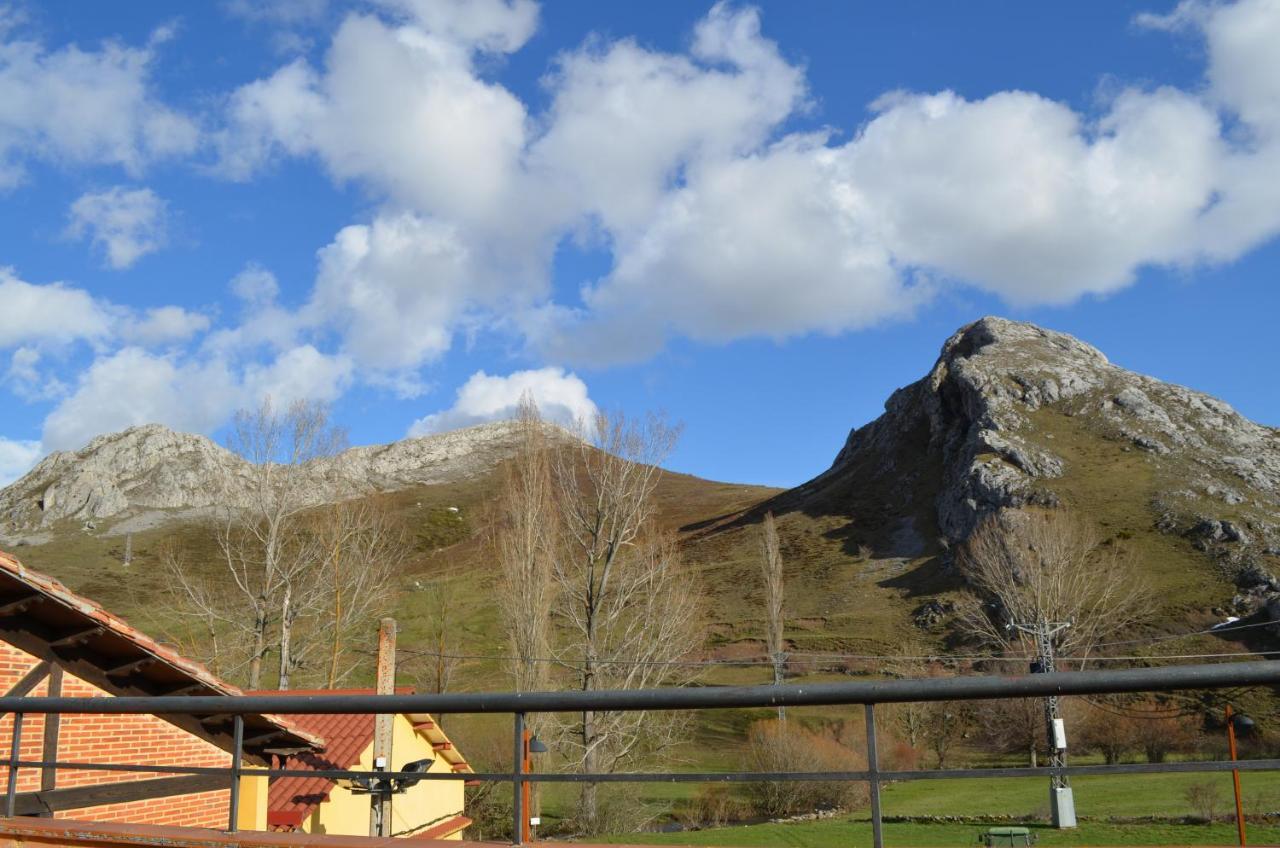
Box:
0;642;231;828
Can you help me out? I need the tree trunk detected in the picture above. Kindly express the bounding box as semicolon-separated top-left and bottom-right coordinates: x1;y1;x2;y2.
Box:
278;585;294;691
248;609;268;690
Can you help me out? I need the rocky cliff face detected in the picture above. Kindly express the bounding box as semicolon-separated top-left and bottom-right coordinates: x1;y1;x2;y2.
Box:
798;317;1280;582
0;420;536;536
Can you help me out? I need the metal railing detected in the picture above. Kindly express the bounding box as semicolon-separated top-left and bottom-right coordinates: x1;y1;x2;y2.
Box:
0;659;1277;847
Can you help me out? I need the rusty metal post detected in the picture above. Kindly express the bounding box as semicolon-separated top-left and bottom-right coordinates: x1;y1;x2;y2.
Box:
371;618;397;837
865;704;883;848
6;712;23;818
521;728;532;843
513;712;525;846
227;714;244;832
1227;704;1247;846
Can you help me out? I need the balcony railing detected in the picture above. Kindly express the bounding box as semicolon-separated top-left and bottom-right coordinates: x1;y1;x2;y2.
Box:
1;659;1278;848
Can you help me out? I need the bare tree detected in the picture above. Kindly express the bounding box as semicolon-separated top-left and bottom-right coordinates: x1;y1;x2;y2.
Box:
978;698;1046;767
884;643;932;751
922;701;974;769
311;496;406;688
549;410;700;833
957;508;1149;663
759;511;786;719
495;395;557;696
161;398;361;689
416;580;462;696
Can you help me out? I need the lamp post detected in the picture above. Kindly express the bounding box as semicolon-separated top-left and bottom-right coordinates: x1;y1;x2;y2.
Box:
1226;704;1253;847
521;733;548;843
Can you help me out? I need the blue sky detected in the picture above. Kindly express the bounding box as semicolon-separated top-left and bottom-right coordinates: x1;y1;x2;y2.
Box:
1;0;1278;488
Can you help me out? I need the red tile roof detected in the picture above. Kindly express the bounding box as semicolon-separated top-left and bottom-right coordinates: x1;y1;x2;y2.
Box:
251;688;471;831
0;549;322;755
410;815;472;840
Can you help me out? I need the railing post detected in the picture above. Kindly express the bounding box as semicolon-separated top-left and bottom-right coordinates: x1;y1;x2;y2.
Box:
5;712;22;818
227;714;244;833
864;703;883;848
513;712;525;846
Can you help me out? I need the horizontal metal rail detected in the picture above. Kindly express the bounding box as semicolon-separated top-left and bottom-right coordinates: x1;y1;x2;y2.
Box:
6;757;1280;783
0;659;1274;715
0;660;1276;847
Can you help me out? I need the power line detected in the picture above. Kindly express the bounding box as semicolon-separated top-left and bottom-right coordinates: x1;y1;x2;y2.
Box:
1091;618;1278;649
380;646;1278;669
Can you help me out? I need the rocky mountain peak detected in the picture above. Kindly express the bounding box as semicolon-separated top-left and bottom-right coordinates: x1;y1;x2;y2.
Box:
805;316;1280;568
0;419;538;538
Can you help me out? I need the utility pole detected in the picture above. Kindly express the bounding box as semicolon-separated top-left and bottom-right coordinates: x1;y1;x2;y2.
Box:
370;618;396;837
1010;620;1076;829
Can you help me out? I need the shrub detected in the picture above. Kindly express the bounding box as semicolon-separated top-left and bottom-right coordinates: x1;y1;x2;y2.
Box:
744;720;868;817
677;785;750;829
1185;779;1223;822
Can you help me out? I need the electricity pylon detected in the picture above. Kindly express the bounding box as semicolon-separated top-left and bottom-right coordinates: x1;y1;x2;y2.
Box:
1009;620;1077;828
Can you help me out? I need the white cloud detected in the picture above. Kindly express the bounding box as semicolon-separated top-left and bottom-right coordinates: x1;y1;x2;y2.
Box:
218;11;529;228
0;30;197;187
230;264;281;306
243;344;353;406
0;436;40;487
307;212;491;371
120;306;211;346
376;0;538;53
204;0;1280;371
529;2;806;233
0;268;113;348
41;348;240;451
4;347;65;401
409;366;595;435
66;186;169;269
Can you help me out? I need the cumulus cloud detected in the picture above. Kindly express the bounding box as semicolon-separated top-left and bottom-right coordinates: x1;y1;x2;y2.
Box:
0;268;113;348
41;348;240;451
66;186;169;269
0;27;197;187
120;306;211;346
242;344;353;406
213;0;1280;368
408;366;596;436
218;9;530;228
38;341;355;452
0;436;40;487
306;213;476;370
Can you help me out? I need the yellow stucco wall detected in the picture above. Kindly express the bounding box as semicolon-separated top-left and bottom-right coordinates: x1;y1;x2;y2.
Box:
298;714;465;839
238;767;269;831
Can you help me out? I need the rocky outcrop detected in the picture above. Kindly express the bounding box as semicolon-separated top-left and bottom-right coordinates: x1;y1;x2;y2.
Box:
803;316;1280;555
0;420;541;535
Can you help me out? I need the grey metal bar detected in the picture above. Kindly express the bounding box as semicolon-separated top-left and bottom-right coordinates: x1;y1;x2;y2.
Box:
9;755;1280;785
5;712;21;817
865;704;882;848
0;660;1276;716
226;714;243;833
512;711;524;846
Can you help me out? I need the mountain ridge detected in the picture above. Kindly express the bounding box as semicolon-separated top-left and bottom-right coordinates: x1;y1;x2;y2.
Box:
0;420;542;539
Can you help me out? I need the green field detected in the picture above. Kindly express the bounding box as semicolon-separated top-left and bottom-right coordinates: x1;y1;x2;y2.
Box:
597;818;1280;847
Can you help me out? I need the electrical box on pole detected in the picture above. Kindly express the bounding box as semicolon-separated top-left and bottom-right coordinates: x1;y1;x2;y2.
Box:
1010;620;1077;829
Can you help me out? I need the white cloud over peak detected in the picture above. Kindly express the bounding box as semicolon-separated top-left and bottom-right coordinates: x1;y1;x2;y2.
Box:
0;29;197;187
0;436;40;487
409;367;596;436
41;348;240;451
211;0;1280;368
66;186;169;269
